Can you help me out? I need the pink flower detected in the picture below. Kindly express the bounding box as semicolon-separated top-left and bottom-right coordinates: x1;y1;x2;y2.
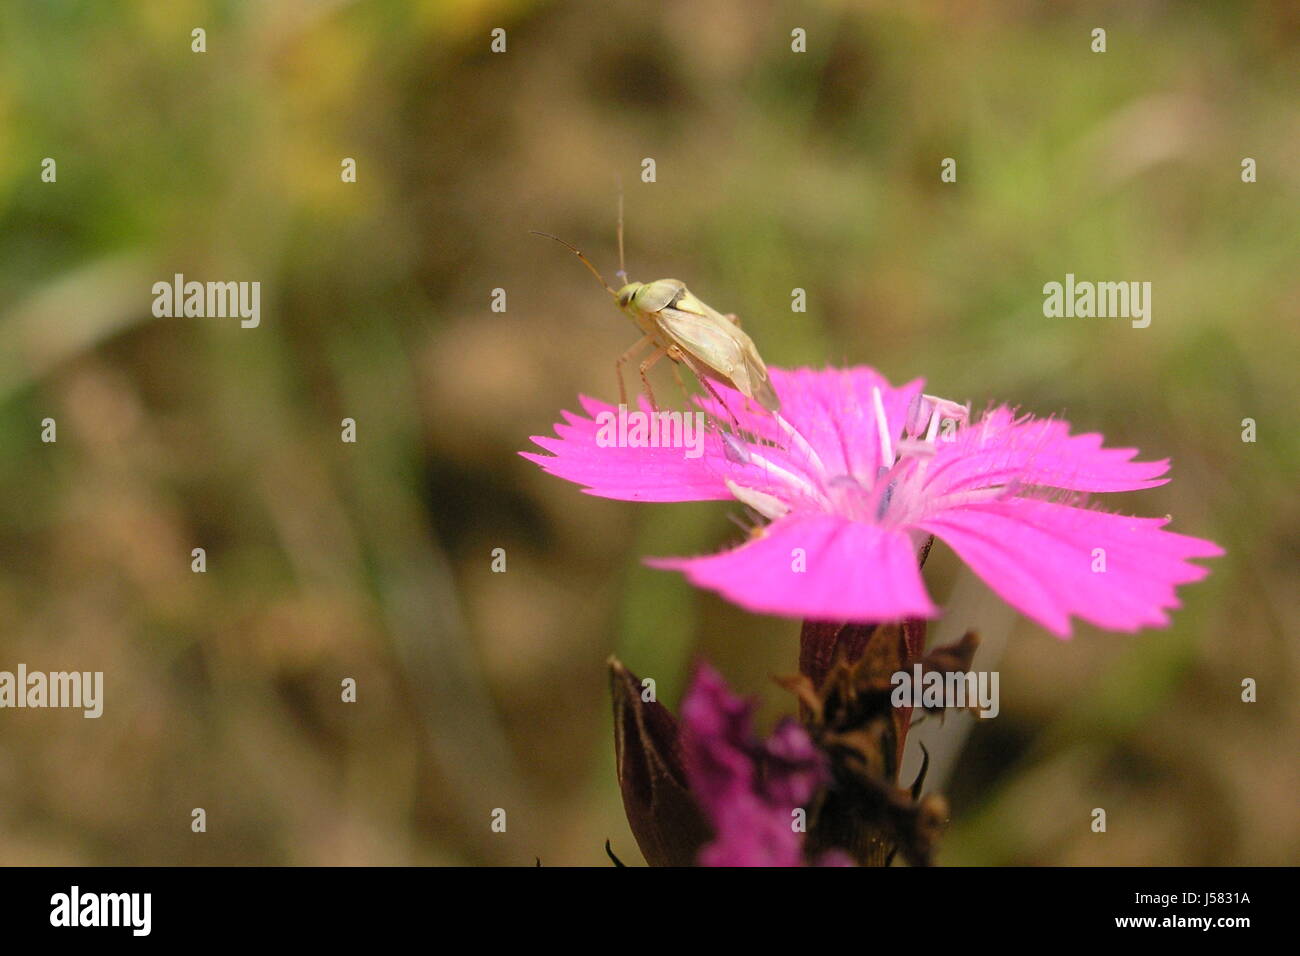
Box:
522;366;1222;637
680;661;847;867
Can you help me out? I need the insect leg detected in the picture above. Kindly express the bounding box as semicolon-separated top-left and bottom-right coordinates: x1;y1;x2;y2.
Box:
668;345;742;430
615;335;654;407
639;347;669;411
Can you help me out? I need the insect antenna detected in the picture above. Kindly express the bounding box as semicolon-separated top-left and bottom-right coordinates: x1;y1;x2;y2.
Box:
616;188;628;284
529;231;619;299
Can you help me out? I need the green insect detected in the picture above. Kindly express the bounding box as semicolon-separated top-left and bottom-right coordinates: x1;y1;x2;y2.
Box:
531;209;780;415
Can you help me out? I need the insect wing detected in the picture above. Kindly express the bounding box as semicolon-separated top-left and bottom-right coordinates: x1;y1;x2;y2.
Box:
653;298;780;411
654;304;744;376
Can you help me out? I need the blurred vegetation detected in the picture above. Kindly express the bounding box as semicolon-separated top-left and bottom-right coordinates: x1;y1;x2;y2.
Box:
0;0;1295;864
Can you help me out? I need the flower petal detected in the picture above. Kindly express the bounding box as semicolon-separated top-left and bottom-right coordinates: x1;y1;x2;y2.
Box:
650;514;937;623
680;662;826;867
919;498;1223;637
922;407;1170;496
521;395;735;502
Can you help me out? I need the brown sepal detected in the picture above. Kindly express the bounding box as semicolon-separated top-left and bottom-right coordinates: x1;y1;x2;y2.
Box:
608;656;711;866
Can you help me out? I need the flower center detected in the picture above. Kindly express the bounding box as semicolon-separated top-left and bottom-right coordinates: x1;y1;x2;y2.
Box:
721;386;973;527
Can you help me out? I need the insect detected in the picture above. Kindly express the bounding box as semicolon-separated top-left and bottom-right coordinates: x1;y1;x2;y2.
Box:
531;207;780;415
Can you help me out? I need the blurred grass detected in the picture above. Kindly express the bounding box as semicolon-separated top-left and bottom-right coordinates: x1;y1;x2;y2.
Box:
0;0;1296;864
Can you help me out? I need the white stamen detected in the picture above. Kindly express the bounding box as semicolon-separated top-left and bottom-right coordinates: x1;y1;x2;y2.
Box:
924;406;942;444
771;411;829;478
725;480;792;521
872;386;894;467
742;447;830;506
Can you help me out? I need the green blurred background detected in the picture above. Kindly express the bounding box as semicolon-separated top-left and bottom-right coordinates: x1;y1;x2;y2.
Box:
0;0;1295;865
